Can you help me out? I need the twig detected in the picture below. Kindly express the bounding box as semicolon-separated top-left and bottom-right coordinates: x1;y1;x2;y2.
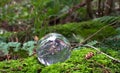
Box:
84;44;120;63
79;21;117;45
72;24;109;48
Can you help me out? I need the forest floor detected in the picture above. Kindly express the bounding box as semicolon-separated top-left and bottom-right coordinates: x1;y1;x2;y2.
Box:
0;48;119;73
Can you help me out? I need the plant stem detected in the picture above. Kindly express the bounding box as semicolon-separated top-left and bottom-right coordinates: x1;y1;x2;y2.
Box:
84;44;120;63
79;21;117;45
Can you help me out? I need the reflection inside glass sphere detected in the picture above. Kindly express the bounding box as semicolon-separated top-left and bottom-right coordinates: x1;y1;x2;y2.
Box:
36;33;71;66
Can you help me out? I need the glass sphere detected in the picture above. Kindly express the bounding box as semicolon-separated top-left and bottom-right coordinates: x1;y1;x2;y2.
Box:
36;33;71;66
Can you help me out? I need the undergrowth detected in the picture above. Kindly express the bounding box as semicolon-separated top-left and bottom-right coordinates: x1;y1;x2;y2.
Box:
38;20;117;42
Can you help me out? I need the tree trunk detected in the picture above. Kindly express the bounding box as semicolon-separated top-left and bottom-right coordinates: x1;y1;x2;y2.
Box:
104;0;113;15
86;0;93;18
97;0;102;17
119;0;120;9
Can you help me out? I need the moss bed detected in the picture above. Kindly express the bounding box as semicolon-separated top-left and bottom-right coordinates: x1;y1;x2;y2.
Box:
0;48;119;73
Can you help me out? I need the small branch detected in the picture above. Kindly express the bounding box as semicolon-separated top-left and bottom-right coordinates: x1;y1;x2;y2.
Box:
81;25;108;44
79;21;117;45
84;44;120;63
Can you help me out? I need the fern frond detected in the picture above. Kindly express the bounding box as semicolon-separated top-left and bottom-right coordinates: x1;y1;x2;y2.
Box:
85;40;98;46
94;16;120;25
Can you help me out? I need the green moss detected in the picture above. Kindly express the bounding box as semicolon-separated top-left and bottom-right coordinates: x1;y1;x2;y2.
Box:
42;48;120;73
0;48;119;73
38;21;117;42
0;56;44;73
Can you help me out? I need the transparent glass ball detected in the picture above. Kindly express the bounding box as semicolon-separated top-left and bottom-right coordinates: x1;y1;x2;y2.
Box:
36;33;71;66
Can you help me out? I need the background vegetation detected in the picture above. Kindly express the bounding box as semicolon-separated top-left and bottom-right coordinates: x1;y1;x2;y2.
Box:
0;0;120;73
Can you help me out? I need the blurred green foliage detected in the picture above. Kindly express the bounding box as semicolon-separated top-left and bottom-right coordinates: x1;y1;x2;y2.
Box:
38;20;117;42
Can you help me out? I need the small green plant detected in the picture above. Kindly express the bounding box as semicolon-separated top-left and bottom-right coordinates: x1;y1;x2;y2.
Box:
0;41;36;56
22;41;36;56
0;42;9;56
8;42;21;52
